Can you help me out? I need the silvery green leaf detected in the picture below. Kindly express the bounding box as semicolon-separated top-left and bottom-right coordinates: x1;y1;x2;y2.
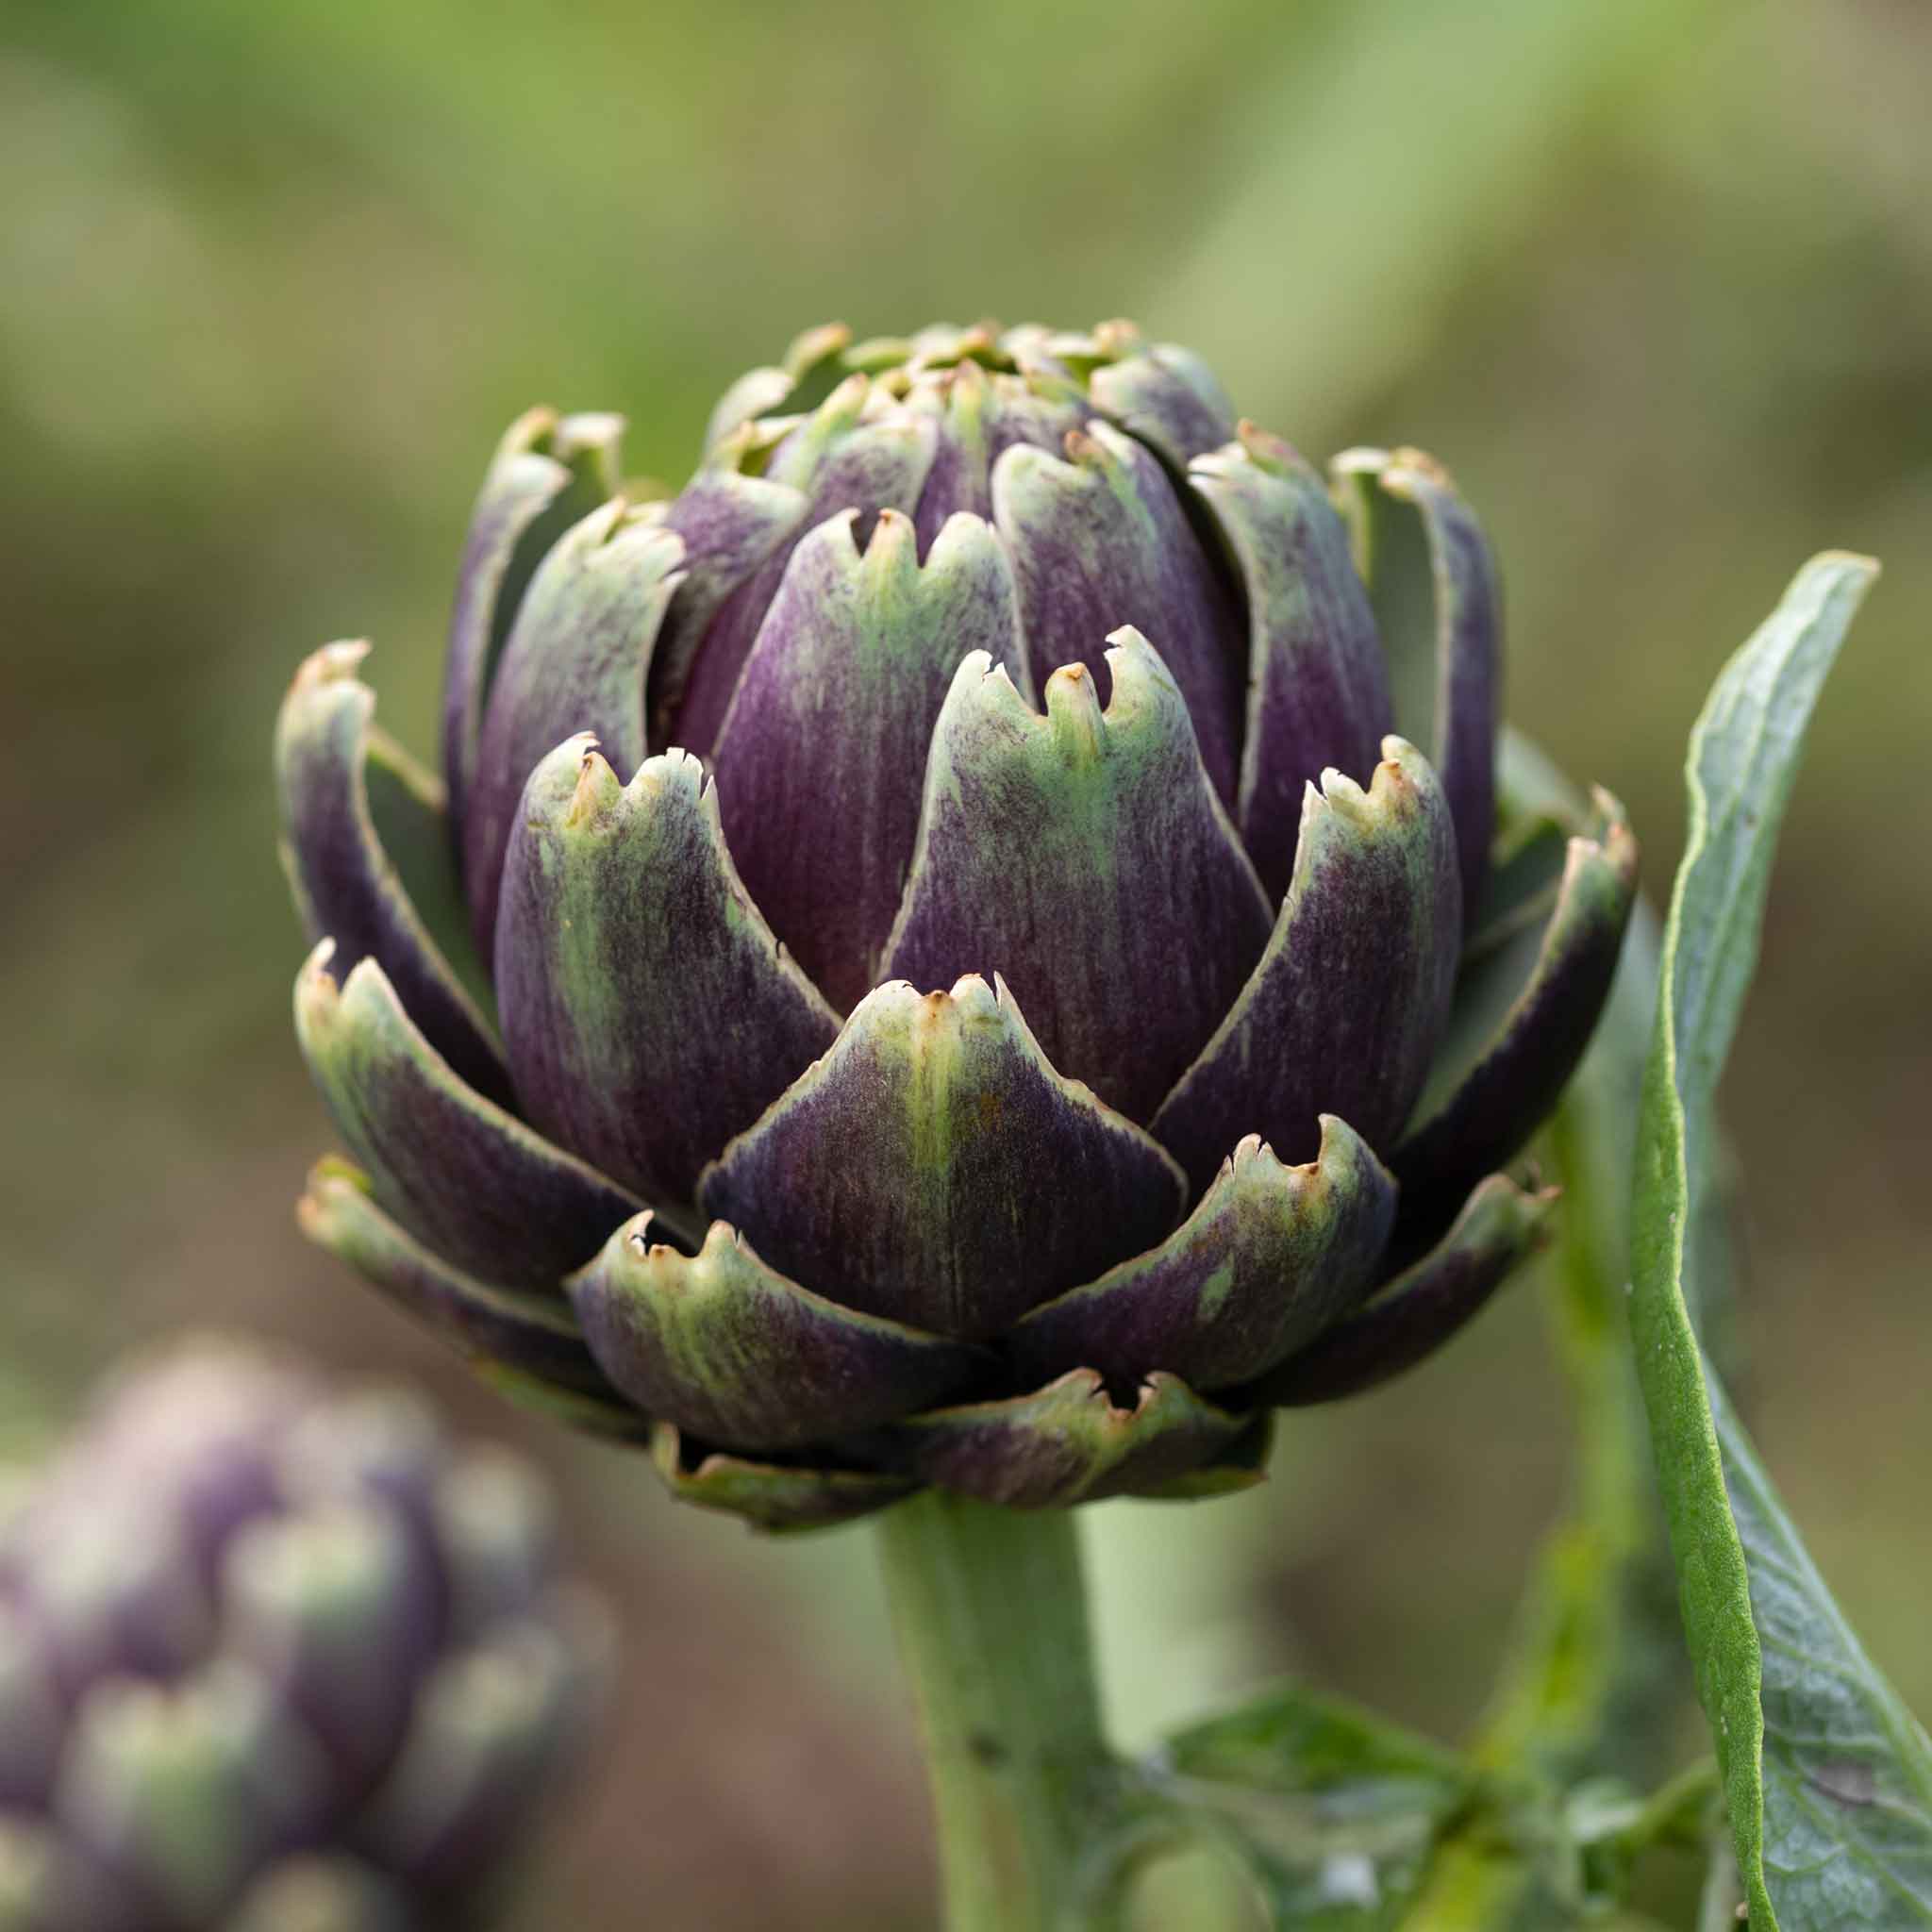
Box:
1148;1680;1475;1928
1629;550;1932;1927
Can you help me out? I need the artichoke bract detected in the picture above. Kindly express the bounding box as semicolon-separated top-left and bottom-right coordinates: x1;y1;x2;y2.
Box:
278;319;1639;1531
0;1340;611;1931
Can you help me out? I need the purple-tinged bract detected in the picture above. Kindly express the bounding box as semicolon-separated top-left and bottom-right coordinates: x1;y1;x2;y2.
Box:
277;318;1640;1529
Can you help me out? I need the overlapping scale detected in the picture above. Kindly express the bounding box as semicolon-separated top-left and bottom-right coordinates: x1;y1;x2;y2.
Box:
698;976;1188;1341
882;630;1272;1121
708;508;1029;1009
494;740;840;1208
1152;740;1462;1191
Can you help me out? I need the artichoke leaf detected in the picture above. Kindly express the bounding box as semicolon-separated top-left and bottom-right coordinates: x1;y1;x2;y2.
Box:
1153;739;1460;1193
569;1215;984;1454
494;738;839;1208
698;974;1187;1341
294;942;644;1291
1626;550;1932;1930
882;628;1272;1123
276;641;509;1107
1008;1118;1395;1394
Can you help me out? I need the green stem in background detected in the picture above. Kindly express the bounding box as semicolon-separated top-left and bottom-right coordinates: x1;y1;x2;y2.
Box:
875;1491;1118;1932
1460;927;1684;1799
1401;751;1687;1929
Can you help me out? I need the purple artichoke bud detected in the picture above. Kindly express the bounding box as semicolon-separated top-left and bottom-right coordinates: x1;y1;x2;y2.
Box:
428;1450;559;1644
0;1341;611;1930
278;321;1641;1529
358;1593;612;1897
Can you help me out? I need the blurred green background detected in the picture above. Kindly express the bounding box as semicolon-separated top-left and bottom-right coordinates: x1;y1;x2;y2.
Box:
3;0;1927;1924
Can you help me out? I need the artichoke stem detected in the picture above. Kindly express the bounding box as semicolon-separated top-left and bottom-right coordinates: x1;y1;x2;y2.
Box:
876;1491;1115;1932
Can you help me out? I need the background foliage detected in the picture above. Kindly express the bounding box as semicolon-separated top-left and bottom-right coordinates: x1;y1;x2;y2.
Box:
2;2;1927;1924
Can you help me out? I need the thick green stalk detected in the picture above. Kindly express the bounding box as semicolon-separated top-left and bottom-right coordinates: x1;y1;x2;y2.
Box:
875;1491;1116;1932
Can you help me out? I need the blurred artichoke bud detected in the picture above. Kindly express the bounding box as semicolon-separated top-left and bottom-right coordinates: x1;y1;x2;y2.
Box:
279;320;1640;1530
0;1339;612;1930
226;1857;410;1932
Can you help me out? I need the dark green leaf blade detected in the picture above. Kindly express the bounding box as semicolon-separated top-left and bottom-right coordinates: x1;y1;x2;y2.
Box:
1163;1678;1473;1810
1712;1376;1932;1926
1629;550;1932;1928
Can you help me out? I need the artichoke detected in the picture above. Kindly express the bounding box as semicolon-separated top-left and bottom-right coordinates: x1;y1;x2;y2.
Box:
278;319;1639;1531
0;1339;610;1931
